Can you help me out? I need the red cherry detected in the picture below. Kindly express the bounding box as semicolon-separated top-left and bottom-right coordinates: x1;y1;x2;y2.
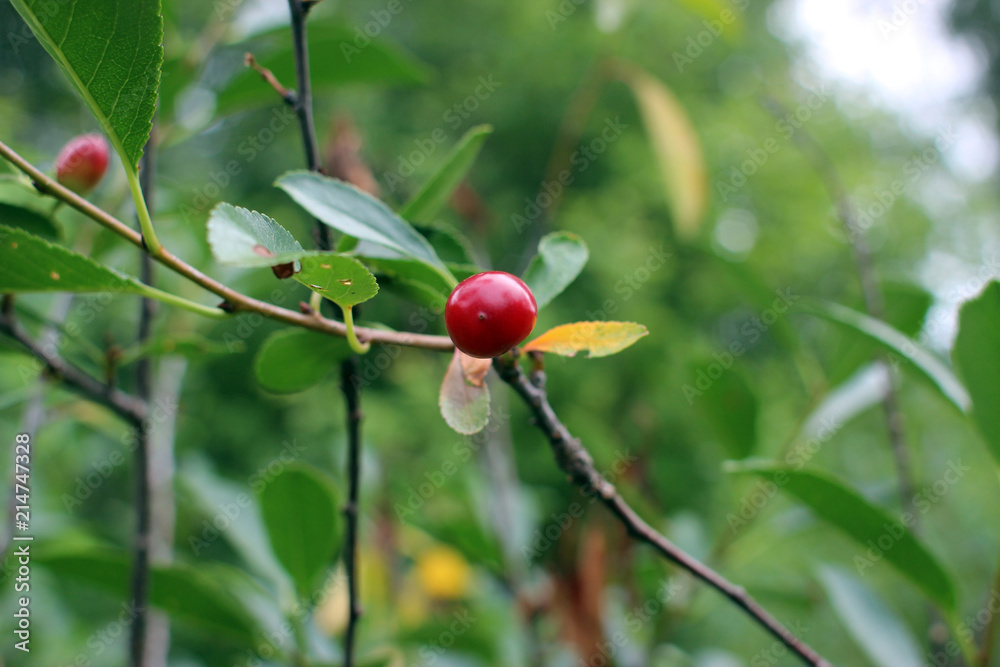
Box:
56;134;109;194
445;271;538;359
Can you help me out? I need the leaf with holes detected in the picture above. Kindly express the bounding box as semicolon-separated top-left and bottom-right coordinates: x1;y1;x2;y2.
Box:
259;465;342;598
523;321;648;358
440;349;491;435
254;329;351;394
294;253;378;308
522;232;589;310
10;0;162;171
400;124;492;222
207;203;307;268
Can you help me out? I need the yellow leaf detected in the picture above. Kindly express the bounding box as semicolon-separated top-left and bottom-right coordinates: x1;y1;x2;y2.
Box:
522;321;648;358
621;64;707;241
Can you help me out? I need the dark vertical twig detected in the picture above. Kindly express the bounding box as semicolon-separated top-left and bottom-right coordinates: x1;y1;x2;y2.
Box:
285;2;364;664
494;355;832;667
758;94;916;514
129;128;158;667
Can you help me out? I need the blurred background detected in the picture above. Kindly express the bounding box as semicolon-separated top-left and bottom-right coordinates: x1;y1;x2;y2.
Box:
1;0;999;665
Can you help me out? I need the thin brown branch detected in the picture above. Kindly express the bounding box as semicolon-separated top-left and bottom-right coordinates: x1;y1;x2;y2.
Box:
0;302;145;425
245;53;295;105
0;139;453;352
494;354;832;667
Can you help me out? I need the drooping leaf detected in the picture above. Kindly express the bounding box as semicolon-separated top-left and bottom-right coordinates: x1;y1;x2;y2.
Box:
804;300;971;413
726;461;957;611
521;231;589;310
259;465;342;598
294;253;379;308
621;64;707;241
0;180;61;239
216;22;429;117
0;224;145;294
35;545;261;645
276;171;454;284
440;349;491;434
817;565;923;667
400;125;493;222
254;328;351;394
10;0;163;170
207;203;307;268
952;281;1000;467
522;321;648;358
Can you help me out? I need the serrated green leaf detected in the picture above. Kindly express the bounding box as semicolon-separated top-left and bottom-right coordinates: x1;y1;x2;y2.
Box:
0;180;60;239
294;253;379;308
726;461;957;611
400;124;492;222
35;545;261;646
276;171;454;285
817;565;923;667
522;231;589;310
207;203;306;268
254;328;351;394
10;0;163;170
259;465;342;599
440;349;491;435
804;300;971;413
216;22;429;118
953;281;1000;467
0;224;144;293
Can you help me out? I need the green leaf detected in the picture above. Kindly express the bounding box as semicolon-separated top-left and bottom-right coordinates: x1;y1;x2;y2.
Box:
254;328;351;394
440;350;491;435
804;300;971;413
522;231;589;310
817;565;923;667
120;335;244;366
10;0;163;170
0;180;60;239
207;203;307;268
0;224;144;294
35;545;261;645
216;22;429;117
953;281;1000;467
697;366;757;459
415;222;478;266
621;64;707;241
259;464;342;598
399;124;492;221
725;461;957;611
294;253;379;308
276;171;454;284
